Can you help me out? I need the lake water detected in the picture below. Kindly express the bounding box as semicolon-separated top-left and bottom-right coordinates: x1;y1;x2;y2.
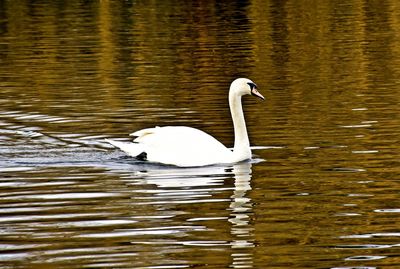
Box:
0;1;399;268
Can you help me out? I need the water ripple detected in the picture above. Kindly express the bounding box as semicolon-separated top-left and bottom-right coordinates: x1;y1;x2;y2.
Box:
374;208;400;213
345;255;387;261
340;233;400;239
331;266;377;269
77;226;207;239
334;244;393;249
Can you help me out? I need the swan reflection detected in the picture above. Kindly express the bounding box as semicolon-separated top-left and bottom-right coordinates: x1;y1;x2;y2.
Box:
109;159;255;268
229;162;254;268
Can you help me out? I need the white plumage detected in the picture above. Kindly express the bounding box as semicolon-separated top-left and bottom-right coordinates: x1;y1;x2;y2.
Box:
106;78;264;167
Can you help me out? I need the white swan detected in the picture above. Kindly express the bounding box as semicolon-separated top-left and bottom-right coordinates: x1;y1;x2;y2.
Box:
106;78;264;167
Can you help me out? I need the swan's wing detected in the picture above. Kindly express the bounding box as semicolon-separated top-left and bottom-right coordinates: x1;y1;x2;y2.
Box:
130;126;160;140
106;128;161;158
130;126;233;166
105;139;145;157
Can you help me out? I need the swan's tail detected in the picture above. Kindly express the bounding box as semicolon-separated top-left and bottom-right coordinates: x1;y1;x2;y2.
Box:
105;139;146;157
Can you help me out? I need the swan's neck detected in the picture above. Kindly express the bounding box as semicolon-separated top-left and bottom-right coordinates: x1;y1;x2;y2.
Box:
229;92;251;160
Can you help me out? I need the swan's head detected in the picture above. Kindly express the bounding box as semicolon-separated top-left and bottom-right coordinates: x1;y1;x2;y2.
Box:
230;78;264;100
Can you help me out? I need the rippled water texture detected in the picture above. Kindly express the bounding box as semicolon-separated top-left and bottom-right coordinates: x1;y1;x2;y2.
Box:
0;1;400;268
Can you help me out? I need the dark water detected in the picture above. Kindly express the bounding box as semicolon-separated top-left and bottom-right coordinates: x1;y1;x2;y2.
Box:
1;1;400;268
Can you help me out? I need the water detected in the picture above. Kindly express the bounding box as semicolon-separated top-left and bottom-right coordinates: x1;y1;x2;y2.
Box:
0;1;399;268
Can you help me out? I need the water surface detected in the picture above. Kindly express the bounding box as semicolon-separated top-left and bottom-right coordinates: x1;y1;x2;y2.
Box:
0;1;399;268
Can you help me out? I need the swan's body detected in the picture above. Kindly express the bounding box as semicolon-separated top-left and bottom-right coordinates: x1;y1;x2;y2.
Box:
106;78;264;167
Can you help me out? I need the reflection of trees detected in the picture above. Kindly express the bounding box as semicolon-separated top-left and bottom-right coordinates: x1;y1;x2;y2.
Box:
1;0;398;140
1;0;399;107
0;1;256;139
248;0;399;149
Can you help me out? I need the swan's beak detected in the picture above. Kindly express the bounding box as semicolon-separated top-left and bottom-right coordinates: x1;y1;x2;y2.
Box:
251;88;265;100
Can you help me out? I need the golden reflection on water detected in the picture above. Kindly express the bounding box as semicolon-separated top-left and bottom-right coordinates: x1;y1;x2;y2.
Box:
0;0;400;268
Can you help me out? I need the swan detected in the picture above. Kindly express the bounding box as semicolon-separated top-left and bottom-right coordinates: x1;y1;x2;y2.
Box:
106;78;264;167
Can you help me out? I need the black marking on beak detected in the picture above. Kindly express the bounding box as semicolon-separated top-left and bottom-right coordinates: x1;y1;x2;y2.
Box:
248;82;264;100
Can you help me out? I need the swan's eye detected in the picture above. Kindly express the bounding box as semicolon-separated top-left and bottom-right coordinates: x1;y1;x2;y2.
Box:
247;82;257;90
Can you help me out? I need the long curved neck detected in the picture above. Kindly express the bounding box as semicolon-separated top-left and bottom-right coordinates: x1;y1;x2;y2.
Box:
229;91;251;159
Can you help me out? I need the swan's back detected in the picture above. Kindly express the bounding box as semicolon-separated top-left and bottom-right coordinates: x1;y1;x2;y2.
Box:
131;126;233;166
